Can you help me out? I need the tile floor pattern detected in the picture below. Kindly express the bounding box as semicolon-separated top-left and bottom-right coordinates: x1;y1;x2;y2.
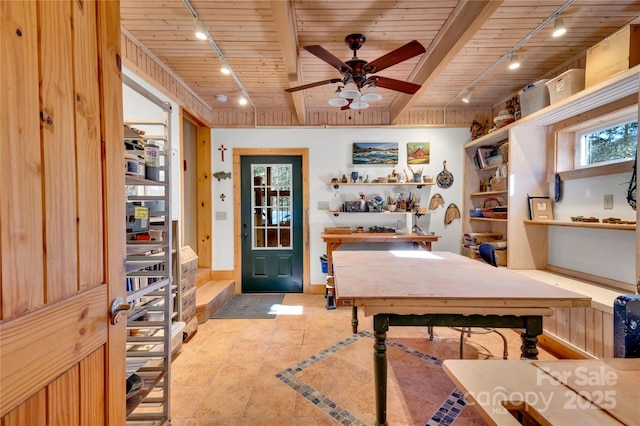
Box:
170;294;558;425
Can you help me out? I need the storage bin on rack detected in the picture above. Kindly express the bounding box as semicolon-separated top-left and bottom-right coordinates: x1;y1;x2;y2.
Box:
519;79;549;117
545;69;585;104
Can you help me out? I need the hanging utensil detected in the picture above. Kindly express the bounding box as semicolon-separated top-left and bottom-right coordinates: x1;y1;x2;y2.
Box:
429;193;445;210
444;203;461;225
436;160;454;188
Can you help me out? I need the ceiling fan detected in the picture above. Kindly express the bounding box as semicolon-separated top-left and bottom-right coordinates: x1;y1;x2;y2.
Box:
285;34;426;107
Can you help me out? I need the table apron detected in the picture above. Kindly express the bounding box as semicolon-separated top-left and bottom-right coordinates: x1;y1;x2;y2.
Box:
373;313;544;335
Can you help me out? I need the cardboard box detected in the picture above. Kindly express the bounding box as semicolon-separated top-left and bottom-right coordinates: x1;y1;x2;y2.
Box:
182;287;196;324
586;25;640;88
545;69;585;104
180;245;198;286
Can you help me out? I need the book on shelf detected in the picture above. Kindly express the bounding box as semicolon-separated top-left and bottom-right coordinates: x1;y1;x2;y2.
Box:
475;146;496;169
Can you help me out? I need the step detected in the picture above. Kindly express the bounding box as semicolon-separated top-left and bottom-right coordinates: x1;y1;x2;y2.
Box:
195;268;211;288
195;279;235;324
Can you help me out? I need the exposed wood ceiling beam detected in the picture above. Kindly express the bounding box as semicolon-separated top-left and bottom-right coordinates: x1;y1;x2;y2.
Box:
389;0;504;124
271;0;306;125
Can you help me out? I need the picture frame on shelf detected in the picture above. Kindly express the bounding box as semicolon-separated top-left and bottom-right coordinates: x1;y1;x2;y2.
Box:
528;195;553;220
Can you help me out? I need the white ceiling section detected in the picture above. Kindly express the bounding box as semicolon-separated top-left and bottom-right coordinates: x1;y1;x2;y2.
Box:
120;0;640;126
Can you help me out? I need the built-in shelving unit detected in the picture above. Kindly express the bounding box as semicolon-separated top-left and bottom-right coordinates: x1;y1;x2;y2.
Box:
124;105;173;424
461;64;640;270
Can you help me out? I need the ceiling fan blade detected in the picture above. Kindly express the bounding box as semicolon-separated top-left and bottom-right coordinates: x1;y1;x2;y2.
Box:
374;76;422;94
364;40;426;73
285;78;342;93
304;45;353;73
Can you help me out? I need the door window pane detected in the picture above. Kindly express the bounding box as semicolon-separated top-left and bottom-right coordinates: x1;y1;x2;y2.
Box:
251;164;293;249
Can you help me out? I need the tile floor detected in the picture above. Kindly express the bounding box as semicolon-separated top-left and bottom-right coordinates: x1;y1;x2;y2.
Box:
170;294;558;425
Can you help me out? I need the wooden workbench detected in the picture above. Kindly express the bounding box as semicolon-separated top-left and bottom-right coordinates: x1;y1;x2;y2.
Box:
321;231;440;272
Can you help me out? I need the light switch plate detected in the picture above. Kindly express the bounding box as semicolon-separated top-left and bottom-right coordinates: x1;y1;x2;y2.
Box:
604;194;613;209
215;211;228;220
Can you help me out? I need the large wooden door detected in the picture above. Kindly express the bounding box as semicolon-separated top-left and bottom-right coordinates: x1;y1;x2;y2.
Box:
0;1;125;424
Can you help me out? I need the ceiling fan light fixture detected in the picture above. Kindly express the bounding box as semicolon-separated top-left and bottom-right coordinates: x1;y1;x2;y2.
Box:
349;100;369;110
508;54;521;70
194;19;208;40
360;85;382;102
461;89;472;103
328;88;349;107
552;18;567;37
340;80;360;99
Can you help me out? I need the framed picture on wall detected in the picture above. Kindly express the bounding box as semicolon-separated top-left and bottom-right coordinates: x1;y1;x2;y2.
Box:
352;142;398;165
407;142;430;164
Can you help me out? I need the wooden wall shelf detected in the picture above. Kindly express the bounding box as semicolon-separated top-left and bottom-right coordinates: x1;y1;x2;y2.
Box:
524;219;635;231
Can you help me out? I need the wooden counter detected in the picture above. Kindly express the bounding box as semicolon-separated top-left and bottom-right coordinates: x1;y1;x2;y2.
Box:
321;231;440;272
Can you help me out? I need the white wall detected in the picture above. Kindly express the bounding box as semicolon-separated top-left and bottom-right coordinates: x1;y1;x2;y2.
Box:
123;67;181;221
211;127;469;284
548;173;636;283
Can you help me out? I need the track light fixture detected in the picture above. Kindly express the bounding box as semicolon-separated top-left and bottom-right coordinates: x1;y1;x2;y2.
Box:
461;89;473;103
508;54;521;70
194;19;207;40
552;18;567;37
238;96;247;106
220;63;231;75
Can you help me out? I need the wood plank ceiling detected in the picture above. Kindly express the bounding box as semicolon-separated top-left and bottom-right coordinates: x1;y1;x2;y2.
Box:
120;0;640;127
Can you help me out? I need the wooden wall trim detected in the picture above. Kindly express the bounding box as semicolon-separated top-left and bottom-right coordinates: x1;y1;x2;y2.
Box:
196;125;212;269
0;286;107;416
120;27;214;127
211;107;491;128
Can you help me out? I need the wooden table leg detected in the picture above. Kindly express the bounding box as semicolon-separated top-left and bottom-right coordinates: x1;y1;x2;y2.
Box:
373;315;389;426
352;305;358;333
520;316;543;359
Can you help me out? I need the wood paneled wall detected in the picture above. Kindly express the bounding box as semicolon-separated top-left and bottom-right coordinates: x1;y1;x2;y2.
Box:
544;306;614;358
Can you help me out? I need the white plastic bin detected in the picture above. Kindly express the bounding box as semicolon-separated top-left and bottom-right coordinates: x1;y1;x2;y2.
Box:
519;79;549;117
545;69;585;104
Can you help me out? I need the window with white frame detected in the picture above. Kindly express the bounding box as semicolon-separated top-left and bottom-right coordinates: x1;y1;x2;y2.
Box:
575;115;638;168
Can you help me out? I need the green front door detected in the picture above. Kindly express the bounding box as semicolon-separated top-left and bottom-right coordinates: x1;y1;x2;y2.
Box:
240;156;303;293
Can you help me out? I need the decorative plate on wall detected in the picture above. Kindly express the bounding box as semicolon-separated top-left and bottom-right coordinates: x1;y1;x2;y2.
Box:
436;160;454;188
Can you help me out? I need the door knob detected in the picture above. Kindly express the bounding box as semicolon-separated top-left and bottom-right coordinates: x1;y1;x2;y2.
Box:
110;297;131;325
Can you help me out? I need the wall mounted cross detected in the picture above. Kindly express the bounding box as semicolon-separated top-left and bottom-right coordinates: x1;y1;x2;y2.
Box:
218;144;227;162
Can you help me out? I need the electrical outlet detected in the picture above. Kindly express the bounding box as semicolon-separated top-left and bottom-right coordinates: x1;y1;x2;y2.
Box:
317;201;330;210
603;194;613;209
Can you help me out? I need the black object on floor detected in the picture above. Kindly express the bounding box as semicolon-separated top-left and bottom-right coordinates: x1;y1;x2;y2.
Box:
211;294;285;319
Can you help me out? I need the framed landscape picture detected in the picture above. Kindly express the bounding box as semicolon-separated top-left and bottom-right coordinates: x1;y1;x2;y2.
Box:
407;142;430;164
352;142;398;165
